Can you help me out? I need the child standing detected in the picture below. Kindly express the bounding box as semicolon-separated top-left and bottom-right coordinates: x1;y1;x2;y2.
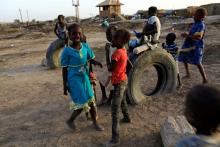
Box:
105;29;131;146
176;85;220;146
60;23;104;132
178;8;208;83
162;33;182;89
99;25;118;105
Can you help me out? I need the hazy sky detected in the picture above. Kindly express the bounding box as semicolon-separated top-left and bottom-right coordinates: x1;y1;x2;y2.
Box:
1;0;220;22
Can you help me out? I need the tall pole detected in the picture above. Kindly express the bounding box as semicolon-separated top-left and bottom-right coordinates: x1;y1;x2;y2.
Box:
19;9;23;23
72;0;79;22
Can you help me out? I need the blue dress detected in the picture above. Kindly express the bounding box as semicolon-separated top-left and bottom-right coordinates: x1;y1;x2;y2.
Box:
178;21;205;65
60;43;95;111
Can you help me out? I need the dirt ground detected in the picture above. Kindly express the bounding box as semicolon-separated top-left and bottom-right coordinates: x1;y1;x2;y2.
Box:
0;16;220;147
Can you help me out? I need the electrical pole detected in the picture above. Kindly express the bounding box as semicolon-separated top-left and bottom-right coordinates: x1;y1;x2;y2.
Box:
19;9;23;23
72;0;79;22
26;10;30;26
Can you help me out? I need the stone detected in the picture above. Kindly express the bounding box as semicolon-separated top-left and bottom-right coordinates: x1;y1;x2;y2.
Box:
160;115;195;147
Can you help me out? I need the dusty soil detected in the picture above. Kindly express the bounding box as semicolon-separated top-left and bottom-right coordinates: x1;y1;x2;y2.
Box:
0;16;220;147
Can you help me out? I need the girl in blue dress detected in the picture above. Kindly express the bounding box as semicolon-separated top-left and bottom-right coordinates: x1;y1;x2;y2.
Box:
60;23;104;132
179;8;208;83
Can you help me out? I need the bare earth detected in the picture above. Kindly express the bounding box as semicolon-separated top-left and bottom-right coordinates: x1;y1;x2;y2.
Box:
0;16;220;147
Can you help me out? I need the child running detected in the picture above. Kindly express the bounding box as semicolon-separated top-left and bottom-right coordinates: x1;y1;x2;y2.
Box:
178;8;208;83
60;23;104;132
176;85;220;146
162;33;182;89
105;29;131;147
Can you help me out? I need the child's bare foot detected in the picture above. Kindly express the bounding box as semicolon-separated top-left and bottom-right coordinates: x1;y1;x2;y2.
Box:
98;97;108;106
182;75;191;79
203;79;208;84
176;84;183;90
66;121;80;132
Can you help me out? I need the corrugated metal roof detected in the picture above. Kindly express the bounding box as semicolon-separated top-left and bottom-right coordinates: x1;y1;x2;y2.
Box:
96;0;123;7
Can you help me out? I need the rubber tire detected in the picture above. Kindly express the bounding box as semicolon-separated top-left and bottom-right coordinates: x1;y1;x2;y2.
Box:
127;48;177;105
46;39;65;69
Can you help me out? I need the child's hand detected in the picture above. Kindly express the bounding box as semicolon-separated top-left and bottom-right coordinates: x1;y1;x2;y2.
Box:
63;86;69;96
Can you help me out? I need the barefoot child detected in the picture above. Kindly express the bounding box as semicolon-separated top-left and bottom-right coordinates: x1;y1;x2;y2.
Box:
105;29;131;146
54;15;68;41
60;23;104;131
178;8;208;83
162;33;182;89
176;85;220;146
99;25;118;105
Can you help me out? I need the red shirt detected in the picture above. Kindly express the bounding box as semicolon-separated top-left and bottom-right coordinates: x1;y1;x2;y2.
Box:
111;48;127;84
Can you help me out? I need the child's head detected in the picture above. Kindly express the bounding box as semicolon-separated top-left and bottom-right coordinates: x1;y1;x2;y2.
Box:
148;6;157;16
67;23;84;44
106;25;118;42
112;29;130;49
185;85;220;135
58;15;65;23
166;33;176;46
194;8;207;22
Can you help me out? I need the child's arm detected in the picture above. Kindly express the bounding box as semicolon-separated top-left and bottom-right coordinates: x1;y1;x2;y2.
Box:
54;23;59;38
108;60;117;72
90;59;103;68
105;43;111;67
62;67;68;95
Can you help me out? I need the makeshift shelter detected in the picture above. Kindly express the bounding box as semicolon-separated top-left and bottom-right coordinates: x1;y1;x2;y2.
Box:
96;0;123;18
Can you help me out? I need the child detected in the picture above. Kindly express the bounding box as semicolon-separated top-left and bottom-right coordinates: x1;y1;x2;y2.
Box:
143;6;161;44
178;8;208;83
54;15;68;41
130;6;161;58
105;29;131;146
60;23;104;132
45;15;67;68
99;25;118;105
162;33;182;89
176;85;220;146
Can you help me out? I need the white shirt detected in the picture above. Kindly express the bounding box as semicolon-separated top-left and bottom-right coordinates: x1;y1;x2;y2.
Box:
147;16;161;41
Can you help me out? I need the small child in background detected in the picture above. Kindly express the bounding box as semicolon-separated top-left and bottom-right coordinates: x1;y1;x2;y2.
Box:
54;15;68;41
105;29;131;146
178;8;208;83
176;85;220;147
162;33;182;89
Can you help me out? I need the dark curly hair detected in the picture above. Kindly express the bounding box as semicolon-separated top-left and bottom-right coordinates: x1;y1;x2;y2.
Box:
148;6;157;15
166;33;176;46
195;7;208;18
185;85;220;135
106;25;118;42
112;29;130;48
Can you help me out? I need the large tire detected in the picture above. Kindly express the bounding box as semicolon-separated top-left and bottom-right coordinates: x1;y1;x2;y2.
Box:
46;39;65;69
127;48;177;105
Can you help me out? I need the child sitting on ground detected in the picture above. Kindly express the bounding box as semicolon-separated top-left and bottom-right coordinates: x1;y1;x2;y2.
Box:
176;85;220;146
162;33;182;89
105;29;131;146
178;8;208;83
